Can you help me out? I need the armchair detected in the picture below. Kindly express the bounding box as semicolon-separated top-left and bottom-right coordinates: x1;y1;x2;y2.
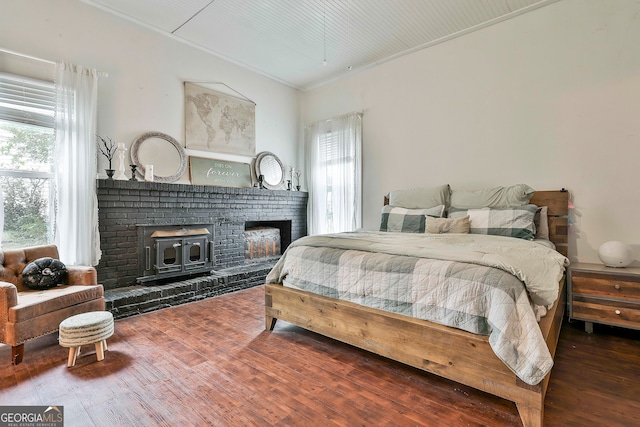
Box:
0;245;104;364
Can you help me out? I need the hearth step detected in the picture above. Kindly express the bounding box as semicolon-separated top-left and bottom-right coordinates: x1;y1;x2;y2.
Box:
104;261;276;320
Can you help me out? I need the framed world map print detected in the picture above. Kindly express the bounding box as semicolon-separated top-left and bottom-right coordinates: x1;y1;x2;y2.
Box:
184;82;256;156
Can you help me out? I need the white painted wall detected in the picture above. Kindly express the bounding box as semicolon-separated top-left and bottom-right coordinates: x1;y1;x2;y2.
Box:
301;0;640;264
3;0;639;264
0;0;301;183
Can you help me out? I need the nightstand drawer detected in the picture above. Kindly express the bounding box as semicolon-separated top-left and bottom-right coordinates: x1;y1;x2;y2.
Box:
571;273;640;301
572;295;640;330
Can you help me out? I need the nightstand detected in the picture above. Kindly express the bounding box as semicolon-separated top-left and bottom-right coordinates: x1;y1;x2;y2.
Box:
568;262;640;333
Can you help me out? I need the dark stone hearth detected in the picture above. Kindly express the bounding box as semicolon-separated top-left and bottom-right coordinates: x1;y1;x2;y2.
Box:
105;260;275;320
96;179;307;292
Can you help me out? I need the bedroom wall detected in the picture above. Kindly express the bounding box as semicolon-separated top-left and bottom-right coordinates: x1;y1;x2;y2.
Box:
301;0;640;264
0;0;301;183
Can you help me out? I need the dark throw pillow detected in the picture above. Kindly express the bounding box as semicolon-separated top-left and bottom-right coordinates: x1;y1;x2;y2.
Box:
22;257;67;290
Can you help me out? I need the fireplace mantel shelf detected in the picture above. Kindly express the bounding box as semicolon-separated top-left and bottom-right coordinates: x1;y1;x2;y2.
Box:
97;179;307;196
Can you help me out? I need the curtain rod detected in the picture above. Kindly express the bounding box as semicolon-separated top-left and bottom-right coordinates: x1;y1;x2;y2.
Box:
0;47;56;65
306;110;365;127
0;47;108;77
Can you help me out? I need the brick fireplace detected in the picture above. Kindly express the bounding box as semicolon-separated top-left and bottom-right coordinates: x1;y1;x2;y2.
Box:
95;179;307;317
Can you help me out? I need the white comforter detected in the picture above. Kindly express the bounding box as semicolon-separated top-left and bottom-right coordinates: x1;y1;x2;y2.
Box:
279;231;569;306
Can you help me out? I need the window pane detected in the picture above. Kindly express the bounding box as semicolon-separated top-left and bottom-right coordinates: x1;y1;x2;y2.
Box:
0;175;51;249
0;120;54;249
0;119;54;172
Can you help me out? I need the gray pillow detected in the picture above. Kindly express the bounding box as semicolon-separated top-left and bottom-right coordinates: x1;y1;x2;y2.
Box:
534;206;550;240
380;205;445;233
450;184;535;209
388;185;450;209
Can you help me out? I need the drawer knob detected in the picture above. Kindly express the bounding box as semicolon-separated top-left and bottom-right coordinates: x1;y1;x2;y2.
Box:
614;284;621;290
615;309;621;315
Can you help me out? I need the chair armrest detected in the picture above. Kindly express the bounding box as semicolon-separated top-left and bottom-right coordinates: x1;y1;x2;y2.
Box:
65;266;98;286
0;281;18;341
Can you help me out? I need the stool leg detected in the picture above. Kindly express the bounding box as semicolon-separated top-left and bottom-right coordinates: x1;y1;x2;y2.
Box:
68;347;79;367
11;344;24;365
95;340;106;362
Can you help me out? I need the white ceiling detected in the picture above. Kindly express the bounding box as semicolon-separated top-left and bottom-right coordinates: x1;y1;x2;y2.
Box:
83;0;559;90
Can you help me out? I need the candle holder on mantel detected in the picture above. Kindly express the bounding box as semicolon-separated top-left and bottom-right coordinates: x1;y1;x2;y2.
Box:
129;164;138;181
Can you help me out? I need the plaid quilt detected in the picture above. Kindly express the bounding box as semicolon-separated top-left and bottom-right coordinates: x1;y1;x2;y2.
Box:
267;231;568;385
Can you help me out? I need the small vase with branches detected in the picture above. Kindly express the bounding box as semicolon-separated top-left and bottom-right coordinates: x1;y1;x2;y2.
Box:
292;169;301;191
97;135;117;179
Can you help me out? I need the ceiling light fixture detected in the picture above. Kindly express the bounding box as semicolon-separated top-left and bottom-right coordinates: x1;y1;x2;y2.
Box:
346;0;352;71
323;0;327;67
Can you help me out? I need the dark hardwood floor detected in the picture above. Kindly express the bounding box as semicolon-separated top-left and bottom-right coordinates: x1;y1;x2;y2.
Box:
1;286;639;426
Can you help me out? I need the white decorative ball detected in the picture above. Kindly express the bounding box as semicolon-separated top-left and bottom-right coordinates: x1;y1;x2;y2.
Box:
598;241;634;268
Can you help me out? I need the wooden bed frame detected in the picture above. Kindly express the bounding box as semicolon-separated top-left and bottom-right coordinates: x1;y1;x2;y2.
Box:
265;190;569;427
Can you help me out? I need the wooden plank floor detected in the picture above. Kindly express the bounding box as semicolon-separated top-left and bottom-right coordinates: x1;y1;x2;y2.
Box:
1;285;639;426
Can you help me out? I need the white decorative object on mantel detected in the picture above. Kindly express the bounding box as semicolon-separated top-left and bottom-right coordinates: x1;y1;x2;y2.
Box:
114;143;128;180
144;164;154;182
598;241;635;267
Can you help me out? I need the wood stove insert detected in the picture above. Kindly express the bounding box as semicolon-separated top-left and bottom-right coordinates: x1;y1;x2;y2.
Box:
137;224;215;284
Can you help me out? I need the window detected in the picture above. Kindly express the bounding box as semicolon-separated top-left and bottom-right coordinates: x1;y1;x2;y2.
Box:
318;129;353;232
0;72;55;249
306;112;362;235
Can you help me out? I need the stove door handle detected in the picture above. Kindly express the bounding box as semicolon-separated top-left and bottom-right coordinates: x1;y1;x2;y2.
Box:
145;246;151;271
172;243;182;248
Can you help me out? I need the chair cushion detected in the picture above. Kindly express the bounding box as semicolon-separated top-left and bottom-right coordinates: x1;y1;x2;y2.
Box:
9;285;104;323
22;257;67;290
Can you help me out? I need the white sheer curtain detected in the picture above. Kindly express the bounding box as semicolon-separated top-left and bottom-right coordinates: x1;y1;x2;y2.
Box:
54;61;102;265
305;112;362;235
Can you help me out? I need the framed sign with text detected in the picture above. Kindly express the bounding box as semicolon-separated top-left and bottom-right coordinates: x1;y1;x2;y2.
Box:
189;156;253;188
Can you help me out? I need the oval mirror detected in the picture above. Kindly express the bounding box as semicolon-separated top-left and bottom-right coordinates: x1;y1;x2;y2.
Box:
254;151;284;190
130;132;187;183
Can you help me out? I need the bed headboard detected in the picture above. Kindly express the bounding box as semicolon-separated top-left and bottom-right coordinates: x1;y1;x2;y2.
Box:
383;189;569;256
529;190;569;256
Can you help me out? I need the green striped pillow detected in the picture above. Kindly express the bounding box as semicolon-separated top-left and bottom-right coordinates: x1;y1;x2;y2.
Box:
380;205;445;233
448;204;537;240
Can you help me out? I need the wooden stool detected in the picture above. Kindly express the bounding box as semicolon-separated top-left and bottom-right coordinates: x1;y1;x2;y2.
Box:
59;311;114;367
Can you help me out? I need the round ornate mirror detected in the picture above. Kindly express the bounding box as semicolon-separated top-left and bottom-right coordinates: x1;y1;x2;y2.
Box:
130;132;187;183
254;151;284;190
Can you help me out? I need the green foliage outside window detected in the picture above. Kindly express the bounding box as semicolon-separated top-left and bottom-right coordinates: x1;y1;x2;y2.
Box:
0;121;54;249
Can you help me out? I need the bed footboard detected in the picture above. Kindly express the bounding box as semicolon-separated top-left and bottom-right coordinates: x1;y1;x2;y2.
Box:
265;280;565;427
